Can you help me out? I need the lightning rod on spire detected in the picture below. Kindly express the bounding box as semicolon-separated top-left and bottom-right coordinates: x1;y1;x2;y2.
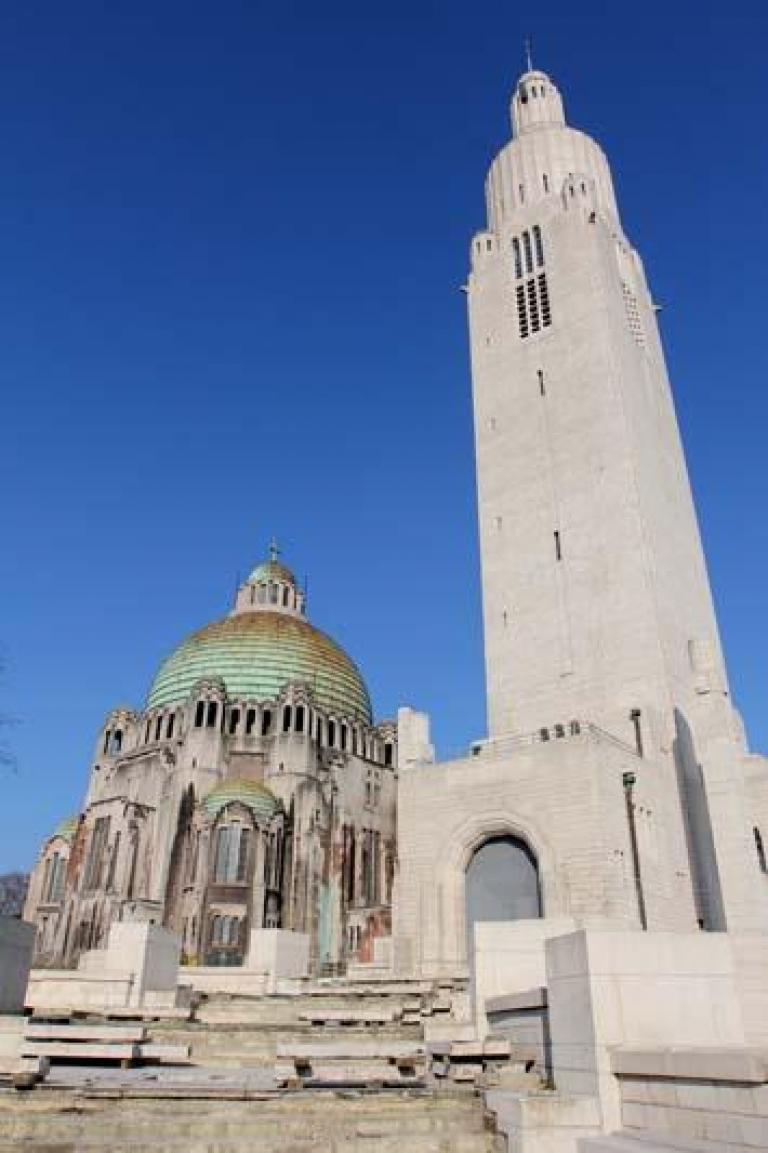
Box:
525;37;533;73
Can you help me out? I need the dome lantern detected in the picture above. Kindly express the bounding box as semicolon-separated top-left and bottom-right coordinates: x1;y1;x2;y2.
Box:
233;540;306;618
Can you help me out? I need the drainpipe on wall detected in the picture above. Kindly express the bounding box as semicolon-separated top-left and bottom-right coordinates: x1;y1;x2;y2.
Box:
623;770;647;930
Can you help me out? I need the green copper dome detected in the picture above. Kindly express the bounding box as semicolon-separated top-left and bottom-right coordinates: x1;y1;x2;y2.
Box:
50;816;79;844
147;611;372;721
248;559;297;586
202;778;280;823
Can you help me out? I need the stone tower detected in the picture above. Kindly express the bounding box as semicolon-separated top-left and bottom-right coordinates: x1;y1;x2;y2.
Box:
466;67;767;933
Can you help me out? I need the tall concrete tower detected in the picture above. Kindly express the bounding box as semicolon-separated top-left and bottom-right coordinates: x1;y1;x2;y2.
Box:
467;68;768;933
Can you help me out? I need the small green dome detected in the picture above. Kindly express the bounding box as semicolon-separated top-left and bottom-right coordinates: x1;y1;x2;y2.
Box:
147;611;372;721
248;559;297;586
202;778;280;823
50;816;79;844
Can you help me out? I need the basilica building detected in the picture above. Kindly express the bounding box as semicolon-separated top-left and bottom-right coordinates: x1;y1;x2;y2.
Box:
25;63;768;1000
25;550;397;974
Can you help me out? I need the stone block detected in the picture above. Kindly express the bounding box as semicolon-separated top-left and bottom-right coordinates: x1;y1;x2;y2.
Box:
107;922;180;1006
473;917;574;1039
247;929;309;991
21;1040;139;1061
0;918;35;1013
545;928;749;1130
25;1022;147;1044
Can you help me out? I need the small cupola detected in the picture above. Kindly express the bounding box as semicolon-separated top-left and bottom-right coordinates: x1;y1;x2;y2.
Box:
511;69;566;137
233;540;306;618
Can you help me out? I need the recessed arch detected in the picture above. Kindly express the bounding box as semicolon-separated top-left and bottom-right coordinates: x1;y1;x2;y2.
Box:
465;834;541;931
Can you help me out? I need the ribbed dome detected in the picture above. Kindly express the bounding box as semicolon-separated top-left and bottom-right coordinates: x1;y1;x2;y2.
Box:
147;611;372;721
202;778;280;823
248;558;297;586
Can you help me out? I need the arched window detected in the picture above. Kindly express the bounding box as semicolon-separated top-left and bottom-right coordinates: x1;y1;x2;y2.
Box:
144;719;151;743
195;701;205;728
154;716;163;741
465;835;541;953
327;721;336;748
229;708;240;735
295;706;305;734
261;709;272;736
245;708;256;735
206;701;218;729
282;705;293;733
384;742;394;767
213;824;251;884
340;724;347;751
755;828;768;874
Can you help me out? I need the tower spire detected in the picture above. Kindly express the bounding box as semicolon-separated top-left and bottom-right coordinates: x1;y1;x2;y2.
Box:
524;36;533;73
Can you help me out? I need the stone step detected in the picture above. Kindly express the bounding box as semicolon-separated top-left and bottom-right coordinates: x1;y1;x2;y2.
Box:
299;1009;398;1025
277;1041;425;1060
137;1043;191;1064
0;1100;494;1144
32;1006;193;1022
20;1042;140;1063
578;1133;738;1153
0;1140;499;1153
275;1060;426;1087
26;1023;148;1044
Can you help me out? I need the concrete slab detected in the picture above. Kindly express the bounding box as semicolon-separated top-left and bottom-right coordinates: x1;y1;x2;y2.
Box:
25;1023;148;1044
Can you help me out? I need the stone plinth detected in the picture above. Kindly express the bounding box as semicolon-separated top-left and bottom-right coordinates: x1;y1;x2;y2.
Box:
0;917;35;1013
472;917;575;1039
545;929;746;1130
108;923;180;1007
247;929;309;992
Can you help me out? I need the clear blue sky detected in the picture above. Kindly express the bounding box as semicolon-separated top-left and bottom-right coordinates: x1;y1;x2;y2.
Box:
1;1;766;872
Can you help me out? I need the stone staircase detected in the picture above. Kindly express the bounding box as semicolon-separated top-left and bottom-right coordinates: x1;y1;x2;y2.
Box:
151;986;429;1070
0;981;515;1151
0;1088;503;1152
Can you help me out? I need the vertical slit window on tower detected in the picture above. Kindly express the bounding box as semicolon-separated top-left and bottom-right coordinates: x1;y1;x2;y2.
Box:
523;231;533;273
542;173;549;193
533;225;544;267
512;237;522;279
537;369;545;395
554;530;562;561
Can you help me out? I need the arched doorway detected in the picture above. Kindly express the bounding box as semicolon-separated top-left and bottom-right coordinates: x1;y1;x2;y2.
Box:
465;834;541;949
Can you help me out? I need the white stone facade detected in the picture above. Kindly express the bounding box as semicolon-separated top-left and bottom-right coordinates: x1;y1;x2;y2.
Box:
394;65;768;978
